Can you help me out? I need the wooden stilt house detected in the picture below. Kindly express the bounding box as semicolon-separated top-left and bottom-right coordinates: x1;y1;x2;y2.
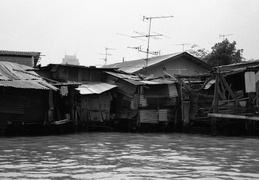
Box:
104;71;180;131
0;62;58;135
36;64;117;130
177;60;259;135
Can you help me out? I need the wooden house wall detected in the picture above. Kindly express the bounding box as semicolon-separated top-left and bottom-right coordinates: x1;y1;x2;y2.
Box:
116;79;137;97
114;92;138;119
139;84;178;124
105;74;137;97
0;56;34;67
56;68;67;81
139;108;173;123
104;73;179;125
25;90;48;124
104;74;139;120
137;57;209;77
144;84;169;98
81;69;102;81
79;93;112;122
130;94;139;110
48;66;103;82
0;88;48;128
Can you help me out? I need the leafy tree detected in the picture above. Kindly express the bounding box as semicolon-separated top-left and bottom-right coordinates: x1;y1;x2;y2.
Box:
205;39;243;67
188;48;210;59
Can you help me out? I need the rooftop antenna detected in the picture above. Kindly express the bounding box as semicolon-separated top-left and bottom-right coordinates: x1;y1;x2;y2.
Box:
132;15;174;74
127;45;160;56
100;47;115;65
175;43;191;51
219;34;233;41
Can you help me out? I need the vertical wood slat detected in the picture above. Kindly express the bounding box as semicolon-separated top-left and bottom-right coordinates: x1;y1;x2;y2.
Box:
139;109;172;123
139;110;158;123
139;95;147;107
168;84;178;97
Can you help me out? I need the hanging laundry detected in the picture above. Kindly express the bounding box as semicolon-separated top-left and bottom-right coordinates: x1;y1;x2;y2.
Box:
60;86;68;96
245;72;256;93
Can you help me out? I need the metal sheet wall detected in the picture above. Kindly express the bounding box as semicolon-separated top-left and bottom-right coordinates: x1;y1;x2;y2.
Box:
130;94;139;110
158;109;172;122
116;79;137;97
139;108;172;123
139;110;158;124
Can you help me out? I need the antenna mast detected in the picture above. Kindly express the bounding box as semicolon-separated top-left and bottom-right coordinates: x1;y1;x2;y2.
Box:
219;34;233;41
132;15;173;73
100;47;115;65
175;43;190;51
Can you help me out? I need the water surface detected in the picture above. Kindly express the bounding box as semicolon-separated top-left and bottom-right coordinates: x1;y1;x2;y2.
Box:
0;133;259;179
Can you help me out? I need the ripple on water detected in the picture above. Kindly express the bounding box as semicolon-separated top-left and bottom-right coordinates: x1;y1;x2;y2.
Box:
1;133;259;179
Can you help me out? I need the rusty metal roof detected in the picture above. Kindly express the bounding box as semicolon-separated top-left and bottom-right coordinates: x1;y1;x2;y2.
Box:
0;61;57;90
76;82;117;95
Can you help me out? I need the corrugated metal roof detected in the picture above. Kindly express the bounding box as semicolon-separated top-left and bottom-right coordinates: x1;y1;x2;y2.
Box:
105;71;140;80
105;71;176;85
219;60;259;72
0;80;58;90
76;82;117;95
103;52;212;73
140;80;175;85
46;63;116;70
103;53;180;73
0;61;57;90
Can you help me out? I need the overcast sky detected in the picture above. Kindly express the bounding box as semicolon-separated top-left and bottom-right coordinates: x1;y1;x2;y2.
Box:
1;0;259;66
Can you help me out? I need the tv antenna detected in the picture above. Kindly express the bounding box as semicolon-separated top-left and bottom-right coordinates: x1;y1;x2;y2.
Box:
100;47;115;65
175;43;191;51
219;34;233;40
131;15;174;74
127;45;161;55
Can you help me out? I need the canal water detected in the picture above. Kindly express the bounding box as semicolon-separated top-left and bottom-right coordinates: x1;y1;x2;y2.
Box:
0;133;259;180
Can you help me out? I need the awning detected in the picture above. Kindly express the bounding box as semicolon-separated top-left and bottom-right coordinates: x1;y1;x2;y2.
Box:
76;82;117;95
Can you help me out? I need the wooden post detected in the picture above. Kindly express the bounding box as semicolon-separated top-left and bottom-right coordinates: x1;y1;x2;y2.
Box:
220;75;236;99
211;73;220;135
98;96;104;122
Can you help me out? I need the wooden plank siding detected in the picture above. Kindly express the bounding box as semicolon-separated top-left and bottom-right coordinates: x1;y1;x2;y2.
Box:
0;88;48;126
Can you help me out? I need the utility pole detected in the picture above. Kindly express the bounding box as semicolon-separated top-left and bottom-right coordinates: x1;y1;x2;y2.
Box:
100;47;115;65
219;34;233;41
131;15;173;74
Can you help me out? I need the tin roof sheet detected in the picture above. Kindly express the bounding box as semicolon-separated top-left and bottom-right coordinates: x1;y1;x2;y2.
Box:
76;82;117;95
105;71;176;85
103;52;212;73
140;80;175;85
0;61;57;90
103;53;180;73
0;80;58;90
